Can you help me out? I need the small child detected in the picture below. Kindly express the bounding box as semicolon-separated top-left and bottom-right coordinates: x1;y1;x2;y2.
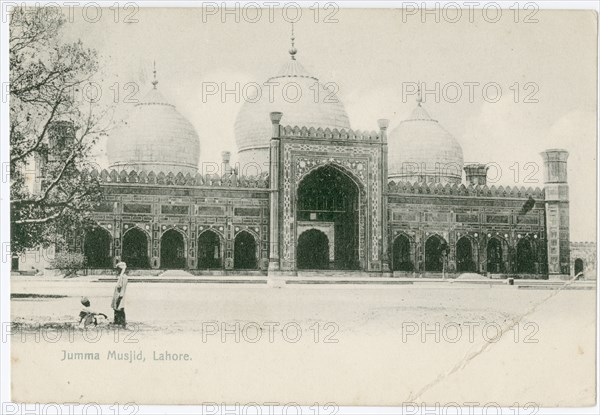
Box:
78;297;107;328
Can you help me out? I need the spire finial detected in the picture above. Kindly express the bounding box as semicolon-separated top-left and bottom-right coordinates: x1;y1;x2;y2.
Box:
151;60;158;89
289;22;297;60
416;82;422;106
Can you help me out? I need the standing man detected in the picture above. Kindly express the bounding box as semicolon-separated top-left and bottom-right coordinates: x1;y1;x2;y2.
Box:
112;260;128;327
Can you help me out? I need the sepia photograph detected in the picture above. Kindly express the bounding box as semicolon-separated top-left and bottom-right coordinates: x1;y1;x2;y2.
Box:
1;1;598;413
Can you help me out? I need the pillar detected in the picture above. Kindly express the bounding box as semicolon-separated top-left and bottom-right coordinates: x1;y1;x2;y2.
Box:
268;112;283;275
378;118;391;276
541;149;570;279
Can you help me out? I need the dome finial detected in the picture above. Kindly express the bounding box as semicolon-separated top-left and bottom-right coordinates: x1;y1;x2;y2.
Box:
416;82;423;106
152;60;158;89
289;22;297;60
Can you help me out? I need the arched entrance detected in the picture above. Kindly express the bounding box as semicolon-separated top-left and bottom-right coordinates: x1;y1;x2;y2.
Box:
392;234;412;271
198;230;222;269
84;227;112;268
456;237;475;272
487;238;504;273
160;229;186;269
297;165;360;270
234;231;257;270
575;258;584;275
122;228;149;269
516;238;536;273
297;229;330;269
425;235;447;272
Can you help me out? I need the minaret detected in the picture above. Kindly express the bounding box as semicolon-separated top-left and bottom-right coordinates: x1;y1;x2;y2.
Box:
540;149;570;278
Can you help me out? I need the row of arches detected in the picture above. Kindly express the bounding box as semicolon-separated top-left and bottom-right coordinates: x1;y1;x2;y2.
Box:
83;227;259;270
392;233;541;274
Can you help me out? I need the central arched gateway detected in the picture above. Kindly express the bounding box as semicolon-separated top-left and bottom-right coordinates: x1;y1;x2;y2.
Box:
297;229;330;269
296;165;360;270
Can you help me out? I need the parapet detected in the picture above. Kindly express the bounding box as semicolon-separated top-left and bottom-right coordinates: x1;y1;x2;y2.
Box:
387;180;544;199
83;168;269;189
280;125;380;141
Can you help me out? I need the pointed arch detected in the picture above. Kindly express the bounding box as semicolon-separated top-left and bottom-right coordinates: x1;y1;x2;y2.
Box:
84;227;112;268
516;237;536;273
122;227;150;269
297;229;330;270
198;229;224;269
574;258;584;275
160;228;187;269
296;163;362;270
297;161;365;193
425;234;448;272
392;232;414;271
234;230;258;270
487;236;508;273
456;236;476;272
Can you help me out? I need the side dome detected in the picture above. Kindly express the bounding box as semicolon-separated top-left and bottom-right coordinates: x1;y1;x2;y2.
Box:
107;86;200;175
234;56;351;172
388;103;464;185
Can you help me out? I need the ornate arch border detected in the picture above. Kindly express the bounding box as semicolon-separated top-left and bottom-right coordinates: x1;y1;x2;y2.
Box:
280;142;382;271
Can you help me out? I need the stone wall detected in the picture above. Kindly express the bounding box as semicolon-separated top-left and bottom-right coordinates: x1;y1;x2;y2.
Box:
80;169;270;271
387;181;547;275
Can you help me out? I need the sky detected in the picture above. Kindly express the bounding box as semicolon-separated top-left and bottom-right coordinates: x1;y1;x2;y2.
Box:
59;7;597;242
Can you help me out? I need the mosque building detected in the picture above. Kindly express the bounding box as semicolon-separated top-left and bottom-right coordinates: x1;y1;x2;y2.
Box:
22;38;576;279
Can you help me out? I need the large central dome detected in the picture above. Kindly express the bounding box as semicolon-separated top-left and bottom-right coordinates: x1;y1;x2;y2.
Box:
234;51;351;172
107;84;200;175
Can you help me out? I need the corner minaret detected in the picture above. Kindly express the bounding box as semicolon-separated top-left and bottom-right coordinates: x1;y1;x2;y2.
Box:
541;149;570;277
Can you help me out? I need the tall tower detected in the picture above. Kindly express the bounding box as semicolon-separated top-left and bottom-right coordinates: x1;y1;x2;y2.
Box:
541;149;570;278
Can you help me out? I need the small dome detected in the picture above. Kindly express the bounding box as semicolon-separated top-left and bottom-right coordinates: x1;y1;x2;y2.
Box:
234;58;351;171
107;87;200;175
388;104;463;184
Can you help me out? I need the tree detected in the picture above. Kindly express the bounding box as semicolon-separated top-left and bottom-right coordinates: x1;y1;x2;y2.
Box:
10;6;106;254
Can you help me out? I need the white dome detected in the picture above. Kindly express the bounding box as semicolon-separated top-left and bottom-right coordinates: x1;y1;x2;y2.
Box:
234;58;351;172
107;87;200;175
388;104;463;184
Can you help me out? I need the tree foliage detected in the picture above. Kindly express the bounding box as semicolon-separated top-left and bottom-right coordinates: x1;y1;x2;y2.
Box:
51;252;87;278
10;7;105;254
